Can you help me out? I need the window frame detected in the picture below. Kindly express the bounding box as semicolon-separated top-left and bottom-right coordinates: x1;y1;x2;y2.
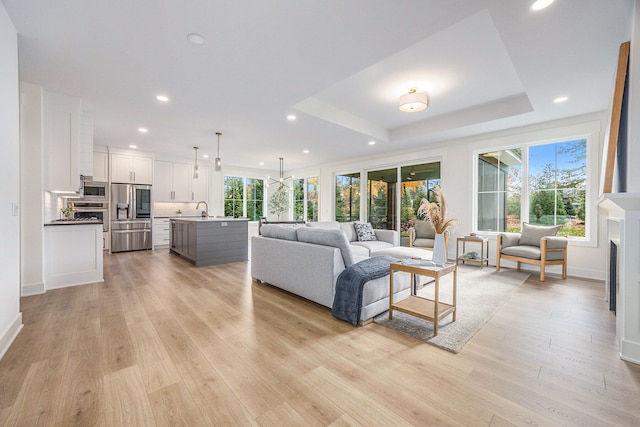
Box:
471;121;600;248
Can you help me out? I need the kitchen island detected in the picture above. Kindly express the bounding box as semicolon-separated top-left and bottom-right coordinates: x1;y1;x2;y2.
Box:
170;217;248;267
44;222;104;289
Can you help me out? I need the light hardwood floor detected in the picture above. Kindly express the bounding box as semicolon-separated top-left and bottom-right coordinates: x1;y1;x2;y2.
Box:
1;249;639;426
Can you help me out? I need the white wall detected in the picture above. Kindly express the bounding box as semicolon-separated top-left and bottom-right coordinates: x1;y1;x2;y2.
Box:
0;3;23;359
627;0;640;193
20;82;45;295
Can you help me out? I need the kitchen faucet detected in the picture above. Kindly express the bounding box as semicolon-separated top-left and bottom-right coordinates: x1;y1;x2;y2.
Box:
196;201;209;219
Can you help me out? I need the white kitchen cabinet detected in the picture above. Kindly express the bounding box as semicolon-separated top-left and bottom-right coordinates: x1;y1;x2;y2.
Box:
153;161;203;202
110;153;153;184
153;218;171;247
79;112;94;177
43;91;81;193
93;151;108;182
153;161;192;201
191;164;209;202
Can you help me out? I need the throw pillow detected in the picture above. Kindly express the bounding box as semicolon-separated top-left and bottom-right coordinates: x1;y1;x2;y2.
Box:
519;222;561;247
353;222;377;242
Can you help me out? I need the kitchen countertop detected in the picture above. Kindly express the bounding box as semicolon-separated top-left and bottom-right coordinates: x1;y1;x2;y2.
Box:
170;217;249;222
45;220;103;226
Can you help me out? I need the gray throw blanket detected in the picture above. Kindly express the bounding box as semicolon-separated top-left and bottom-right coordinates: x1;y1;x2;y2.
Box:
332;255;398;326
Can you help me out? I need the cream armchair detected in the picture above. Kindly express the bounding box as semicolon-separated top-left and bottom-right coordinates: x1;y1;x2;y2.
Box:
408;220;449;252
496;222;568;281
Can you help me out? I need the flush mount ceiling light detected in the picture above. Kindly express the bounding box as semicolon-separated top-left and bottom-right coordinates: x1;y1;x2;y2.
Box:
214;132;222;171
193;146;199;179
268;157;293;189
187;33;205;45
156;95;169;102
287;114;297;121
531;0;554;11
399;88;429;112
138;127;148;133
553;96;568;103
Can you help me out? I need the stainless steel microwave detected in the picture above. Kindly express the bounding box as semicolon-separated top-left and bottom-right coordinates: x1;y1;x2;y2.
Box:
82;181;108;200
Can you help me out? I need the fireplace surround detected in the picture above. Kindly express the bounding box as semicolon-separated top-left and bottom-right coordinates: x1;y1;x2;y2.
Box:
599;193;640;365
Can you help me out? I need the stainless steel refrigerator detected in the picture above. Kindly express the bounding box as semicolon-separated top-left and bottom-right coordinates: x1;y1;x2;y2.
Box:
111;183;152;252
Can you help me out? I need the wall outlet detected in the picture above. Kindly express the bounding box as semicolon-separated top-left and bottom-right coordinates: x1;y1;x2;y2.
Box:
12;202;19;216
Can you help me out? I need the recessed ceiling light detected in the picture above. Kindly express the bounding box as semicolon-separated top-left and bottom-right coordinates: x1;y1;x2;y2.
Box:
129;144;137;149
259;162;264;166
554;96;568;103
287;114;296;121
531;0;554;11
138;127;148;133
156;95;169;102
368;141;376;145
203;154;209;158
187;33;205;45
303;149;309;154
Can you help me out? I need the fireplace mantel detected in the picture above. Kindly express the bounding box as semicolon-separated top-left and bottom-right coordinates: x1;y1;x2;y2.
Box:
598;192;640;365
598;193;640;215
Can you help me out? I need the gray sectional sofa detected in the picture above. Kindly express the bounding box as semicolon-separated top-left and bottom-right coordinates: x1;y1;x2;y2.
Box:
251;221;428;323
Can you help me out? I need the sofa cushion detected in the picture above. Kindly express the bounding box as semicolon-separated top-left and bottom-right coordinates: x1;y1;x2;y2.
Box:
339;222;358;242
351;240;394;255
296;227;356;268
306;221;340;230
502;245;565;261
354;222;377;241
350;244;370;258
414;220;436;239
260;224;298;241
519;222;561;247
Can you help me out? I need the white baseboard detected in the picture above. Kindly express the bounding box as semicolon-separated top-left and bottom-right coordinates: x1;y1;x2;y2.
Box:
0;313;23;360
621;339;640;366
22;282;45;296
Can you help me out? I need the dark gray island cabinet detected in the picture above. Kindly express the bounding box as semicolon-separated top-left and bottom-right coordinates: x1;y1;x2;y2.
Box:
169;218;248;267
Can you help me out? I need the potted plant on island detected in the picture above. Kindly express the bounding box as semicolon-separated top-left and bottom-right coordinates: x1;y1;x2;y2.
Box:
176;209;182;217
417;185;457;264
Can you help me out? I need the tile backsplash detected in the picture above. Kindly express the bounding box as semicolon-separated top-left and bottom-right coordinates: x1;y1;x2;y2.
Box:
154;202;212;218
44;192;66;222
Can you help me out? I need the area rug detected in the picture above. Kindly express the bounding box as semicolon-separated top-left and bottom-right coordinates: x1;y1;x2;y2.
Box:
373;266;530;353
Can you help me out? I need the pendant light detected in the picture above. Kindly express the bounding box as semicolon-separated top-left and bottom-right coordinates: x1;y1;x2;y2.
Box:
215;132;222;171
193;146;199;179
267;157;293;189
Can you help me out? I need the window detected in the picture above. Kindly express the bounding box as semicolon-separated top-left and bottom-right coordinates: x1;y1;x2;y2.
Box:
477;139;586;237
335;173;360;222
245;178;264;221
224;176;264;220
400;162;441;243
367;168;395;230
293;176;319;221
477;149;521;232
358;162;442;242
529;140;586;236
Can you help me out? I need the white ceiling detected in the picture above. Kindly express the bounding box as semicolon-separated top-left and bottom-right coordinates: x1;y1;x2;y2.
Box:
3;0;633;172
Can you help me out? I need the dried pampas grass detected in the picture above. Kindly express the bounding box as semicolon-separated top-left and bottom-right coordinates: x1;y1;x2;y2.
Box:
417;185;457;234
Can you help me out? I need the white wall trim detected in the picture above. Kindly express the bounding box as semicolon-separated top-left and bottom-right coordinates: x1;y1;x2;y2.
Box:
22;282;45;296
0;313;23;360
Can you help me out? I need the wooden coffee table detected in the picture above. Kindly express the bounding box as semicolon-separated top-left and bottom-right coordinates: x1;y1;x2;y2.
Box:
388;261;457;337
